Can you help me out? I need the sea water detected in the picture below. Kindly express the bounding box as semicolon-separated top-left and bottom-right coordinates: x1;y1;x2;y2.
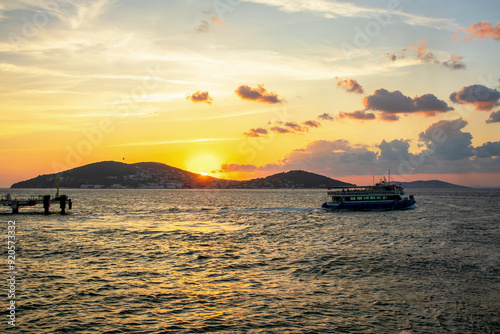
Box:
1;188;499;333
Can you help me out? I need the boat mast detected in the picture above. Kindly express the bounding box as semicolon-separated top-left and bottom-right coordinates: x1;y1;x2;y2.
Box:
56;175;60;198
388;169;390;185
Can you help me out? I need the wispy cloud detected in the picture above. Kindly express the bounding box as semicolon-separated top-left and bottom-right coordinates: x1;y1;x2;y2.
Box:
338;110;376;120
317;113;334;121
244;128;269;137
242;0;458;30
241;0;373;19
386;40;466;70
403;40;438;64
1;0;117;29
196;16;222;33
270;126;292;134
110;138;239;147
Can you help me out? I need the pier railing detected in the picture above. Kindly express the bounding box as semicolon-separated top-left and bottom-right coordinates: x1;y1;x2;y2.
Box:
0;194;72;214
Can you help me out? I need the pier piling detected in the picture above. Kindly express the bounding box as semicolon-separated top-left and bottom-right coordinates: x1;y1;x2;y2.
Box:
43;195;51;215
60;195;67;215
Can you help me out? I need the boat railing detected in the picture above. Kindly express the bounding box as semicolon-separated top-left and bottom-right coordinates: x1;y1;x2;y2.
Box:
327;188;401;196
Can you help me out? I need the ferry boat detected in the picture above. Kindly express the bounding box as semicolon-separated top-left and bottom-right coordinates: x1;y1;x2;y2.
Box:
322;178;415;211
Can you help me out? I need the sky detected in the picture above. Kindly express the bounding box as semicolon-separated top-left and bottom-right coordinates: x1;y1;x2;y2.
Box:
0;0;499;187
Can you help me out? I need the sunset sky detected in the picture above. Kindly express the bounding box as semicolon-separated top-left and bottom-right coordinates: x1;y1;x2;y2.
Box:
1;0;499;187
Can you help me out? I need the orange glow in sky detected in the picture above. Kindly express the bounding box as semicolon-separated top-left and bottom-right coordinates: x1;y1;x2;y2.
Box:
0;1;499;187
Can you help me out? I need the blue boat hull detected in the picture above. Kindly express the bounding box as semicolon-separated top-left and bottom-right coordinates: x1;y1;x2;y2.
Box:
322;198;416;211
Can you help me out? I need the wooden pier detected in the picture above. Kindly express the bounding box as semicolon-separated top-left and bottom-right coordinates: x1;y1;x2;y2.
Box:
0;194;72;214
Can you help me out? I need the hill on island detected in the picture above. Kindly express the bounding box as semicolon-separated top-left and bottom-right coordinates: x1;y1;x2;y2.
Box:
394;180;468;189
240;170;354;188
10;161;354;189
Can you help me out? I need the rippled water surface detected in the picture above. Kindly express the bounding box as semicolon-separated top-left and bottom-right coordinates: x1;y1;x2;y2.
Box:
2;188;499;333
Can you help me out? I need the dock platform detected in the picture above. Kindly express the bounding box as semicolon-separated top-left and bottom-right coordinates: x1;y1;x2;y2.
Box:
0;194;72;214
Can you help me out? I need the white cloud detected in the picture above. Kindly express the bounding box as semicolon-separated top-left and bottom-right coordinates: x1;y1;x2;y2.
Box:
1;0;117;28
241;0;374;19
242;0;458;30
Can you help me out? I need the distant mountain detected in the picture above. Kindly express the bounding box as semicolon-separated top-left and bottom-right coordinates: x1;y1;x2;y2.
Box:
10;161;353;189
239;170;355;189
10;161;236;189
393;180;468;188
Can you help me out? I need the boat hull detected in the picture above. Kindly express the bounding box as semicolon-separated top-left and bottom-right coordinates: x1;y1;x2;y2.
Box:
322;198;416;211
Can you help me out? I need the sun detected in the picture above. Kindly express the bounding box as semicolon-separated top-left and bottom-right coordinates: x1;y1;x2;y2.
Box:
186;153;221;176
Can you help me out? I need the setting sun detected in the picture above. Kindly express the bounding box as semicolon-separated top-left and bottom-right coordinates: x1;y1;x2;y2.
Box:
185;153;221;176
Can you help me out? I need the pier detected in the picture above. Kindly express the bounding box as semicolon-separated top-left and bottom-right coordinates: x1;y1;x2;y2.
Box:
0;194;72;214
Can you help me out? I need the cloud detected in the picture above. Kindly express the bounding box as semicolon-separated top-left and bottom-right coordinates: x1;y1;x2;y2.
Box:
317;113;334;121
486;110;500;124
418;118;474;160
244;127;268;137
6;0;117;29
385;52;406;62
363;88;454;118
212;16;223;24
455;22;500;41
235;84;283;104
219;164;257;172
338;110;376;120
217;163;281;173
196;20;210;33
442;53;466;70
387;40;466;70
379;113;400;122
335;76;364;94
243;119;322;138
59;0;118;29
285;122;308;132
241;0;458;30
303;120;321;128
223;119;500;178
475;141;500;158
379;139;411;161
281;139;378;175
270;126;292;134
196;16;222;33
403;40;438;64
386;53;398;61
186;91;213;104
450;85;500;111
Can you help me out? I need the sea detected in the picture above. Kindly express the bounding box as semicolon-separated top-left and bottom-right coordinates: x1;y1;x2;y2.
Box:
1;188;499;333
